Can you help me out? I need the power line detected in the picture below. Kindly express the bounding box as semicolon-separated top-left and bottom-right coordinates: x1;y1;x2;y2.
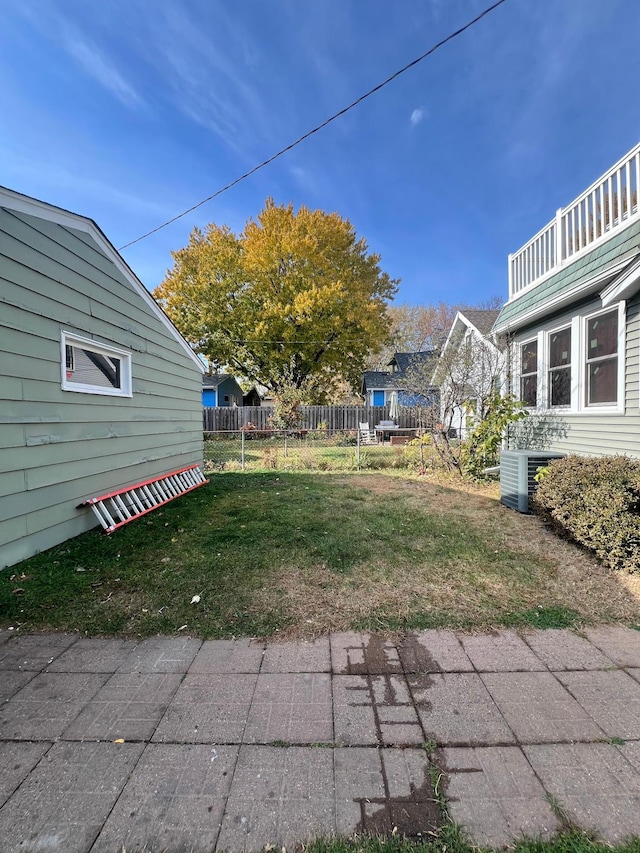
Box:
119;0;509;251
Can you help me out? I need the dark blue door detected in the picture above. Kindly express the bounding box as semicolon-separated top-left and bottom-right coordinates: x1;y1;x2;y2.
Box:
202;389;217;406
373;390;385;406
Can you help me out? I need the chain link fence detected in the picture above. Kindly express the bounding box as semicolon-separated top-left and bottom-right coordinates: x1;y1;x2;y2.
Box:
203;428;433;474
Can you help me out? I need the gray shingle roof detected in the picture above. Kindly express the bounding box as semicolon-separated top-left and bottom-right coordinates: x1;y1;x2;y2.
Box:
202;373;236;388
461;309;500;336
363;351;438;391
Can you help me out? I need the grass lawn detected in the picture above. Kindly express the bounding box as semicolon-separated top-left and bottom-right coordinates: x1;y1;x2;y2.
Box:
304;829;640;853
1;471;639;638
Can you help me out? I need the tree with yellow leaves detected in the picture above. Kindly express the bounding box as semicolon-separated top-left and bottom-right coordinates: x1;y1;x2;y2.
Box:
154;199;397;401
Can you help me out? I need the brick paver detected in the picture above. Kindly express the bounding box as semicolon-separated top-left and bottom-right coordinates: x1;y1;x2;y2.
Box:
92;744;238;853
216;746;335;852
557;670;640;739
47;637;139;672
398;630;474;673
262;637;330;672
525;742;640;843
189;639;265;674
0;741;144;853
584;626;640;668
410;672;516;746
153;673;257;743
63;672;183;741
0;741;51;807
117;636;201;673
442;746;560;847
330;631;402;674
460;630;547;672
0;632;77;671
244;673;333;743
481;672;605;743
522;628;613;671
1;628;640;851
0;672;108;740
0;669;35;703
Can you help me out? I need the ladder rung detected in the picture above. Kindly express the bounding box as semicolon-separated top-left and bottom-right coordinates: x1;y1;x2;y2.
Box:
81;465;209;534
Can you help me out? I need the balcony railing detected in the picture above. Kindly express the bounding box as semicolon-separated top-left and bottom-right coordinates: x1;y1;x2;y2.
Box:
509;141;640;299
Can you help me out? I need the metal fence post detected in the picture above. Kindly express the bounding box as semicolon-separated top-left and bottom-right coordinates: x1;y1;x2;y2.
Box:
284;432;288;458
241;429;245;471
356;427;361;469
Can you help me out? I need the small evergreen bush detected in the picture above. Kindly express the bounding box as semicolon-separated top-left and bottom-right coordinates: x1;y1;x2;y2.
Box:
532;455;640;573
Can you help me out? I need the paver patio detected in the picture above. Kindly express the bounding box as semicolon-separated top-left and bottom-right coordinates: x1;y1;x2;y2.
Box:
0;627;640;851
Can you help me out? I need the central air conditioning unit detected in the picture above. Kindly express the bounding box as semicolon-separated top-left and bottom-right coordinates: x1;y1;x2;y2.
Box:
500;449;565;513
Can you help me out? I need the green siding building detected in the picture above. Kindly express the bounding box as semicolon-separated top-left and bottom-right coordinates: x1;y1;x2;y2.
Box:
493;142;640;459
0;187;204;569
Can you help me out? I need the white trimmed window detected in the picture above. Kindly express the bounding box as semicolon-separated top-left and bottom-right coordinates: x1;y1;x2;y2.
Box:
519;339;538;406
61;332;132;397
584;309;619;406
548;326;571;407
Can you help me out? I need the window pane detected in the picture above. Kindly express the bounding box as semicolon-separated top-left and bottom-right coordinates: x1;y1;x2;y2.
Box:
550;367;571;406
521;340;537;374
520;374;537;406
587;311;617;358
588;357;617;404
66;346;121;389
549;327;571;367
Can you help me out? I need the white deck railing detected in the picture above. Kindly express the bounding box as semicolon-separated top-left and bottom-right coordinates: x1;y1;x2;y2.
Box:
509;141;640;299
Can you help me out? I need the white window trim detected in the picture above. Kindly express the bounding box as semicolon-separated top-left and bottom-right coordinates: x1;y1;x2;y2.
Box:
580;302;625;414
545;322;572;410
513;301;625;416
61;332;132;397
517;336;539;410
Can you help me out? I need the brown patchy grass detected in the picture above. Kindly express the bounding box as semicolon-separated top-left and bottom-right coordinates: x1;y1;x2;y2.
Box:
1;471;638;639
248;473;640;638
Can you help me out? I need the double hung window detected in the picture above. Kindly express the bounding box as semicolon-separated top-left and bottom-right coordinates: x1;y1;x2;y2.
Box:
519;340;538;406
548;327;571;407
585;310;618;406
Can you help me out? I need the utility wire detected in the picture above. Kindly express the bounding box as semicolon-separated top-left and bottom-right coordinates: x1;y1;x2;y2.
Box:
119;0;509;250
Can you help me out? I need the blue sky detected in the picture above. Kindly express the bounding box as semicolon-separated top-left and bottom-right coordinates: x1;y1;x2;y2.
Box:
2;0;640;307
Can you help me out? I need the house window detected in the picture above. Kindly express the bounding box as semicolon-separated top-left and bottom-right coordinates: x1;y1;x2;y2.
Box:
585;309;618;405
519;340;538;406
548;327;571;407
61;332;132;397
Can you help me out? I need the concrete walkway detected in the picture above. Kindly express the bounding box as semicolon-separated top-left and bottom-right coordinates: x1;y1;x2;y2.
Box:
1;627;640;851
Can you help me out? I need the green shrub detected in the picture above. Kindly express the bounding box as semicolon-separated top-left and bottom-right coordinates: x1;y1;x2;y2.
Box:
532;455;640;573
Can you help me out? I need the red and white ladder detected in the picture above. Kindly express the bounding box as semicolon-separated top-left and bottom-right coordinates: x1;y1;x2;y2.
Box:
82;464;209;533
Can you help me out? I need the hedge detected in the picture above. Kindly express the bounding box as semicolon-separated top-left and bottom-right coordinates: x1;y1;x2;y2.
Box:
532;454;640;574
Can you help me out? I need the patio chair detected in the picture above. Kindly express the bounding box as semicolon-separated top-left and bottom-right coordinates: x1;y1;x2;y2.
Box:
359;422;378;445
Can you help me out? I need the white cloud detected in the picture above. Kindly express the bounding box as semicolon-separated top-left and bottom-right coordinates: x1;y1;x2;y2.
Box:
410;108;425;127
64;35;143;109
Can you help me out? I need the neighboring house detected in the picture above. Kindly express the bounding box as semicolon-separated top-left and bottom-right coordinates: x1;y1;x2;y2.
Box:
362;352;438;407
202;373;244;407
242;386;262;407
0;186;205;569
437;309;502;438
493;140;640;458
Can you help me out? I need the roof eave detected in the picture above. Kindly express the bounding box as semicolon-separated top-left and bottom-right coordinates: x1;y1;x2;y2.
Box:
492;260;632;335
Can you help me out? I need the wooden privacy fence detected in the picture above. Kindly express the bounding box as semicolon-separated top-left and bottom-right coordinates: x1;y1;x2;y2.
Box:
203;405;429;432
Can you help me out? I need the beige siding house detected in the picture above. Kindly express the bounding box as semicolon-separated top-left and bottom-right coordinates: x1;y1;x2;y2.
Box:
0;187;205;569
493;142;640;458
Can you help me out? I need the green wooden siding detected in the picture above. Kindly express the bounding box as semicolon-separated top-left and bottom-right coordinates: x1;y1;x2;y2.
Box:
495;220;640;332
507;293;640;458
0;205;203;569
